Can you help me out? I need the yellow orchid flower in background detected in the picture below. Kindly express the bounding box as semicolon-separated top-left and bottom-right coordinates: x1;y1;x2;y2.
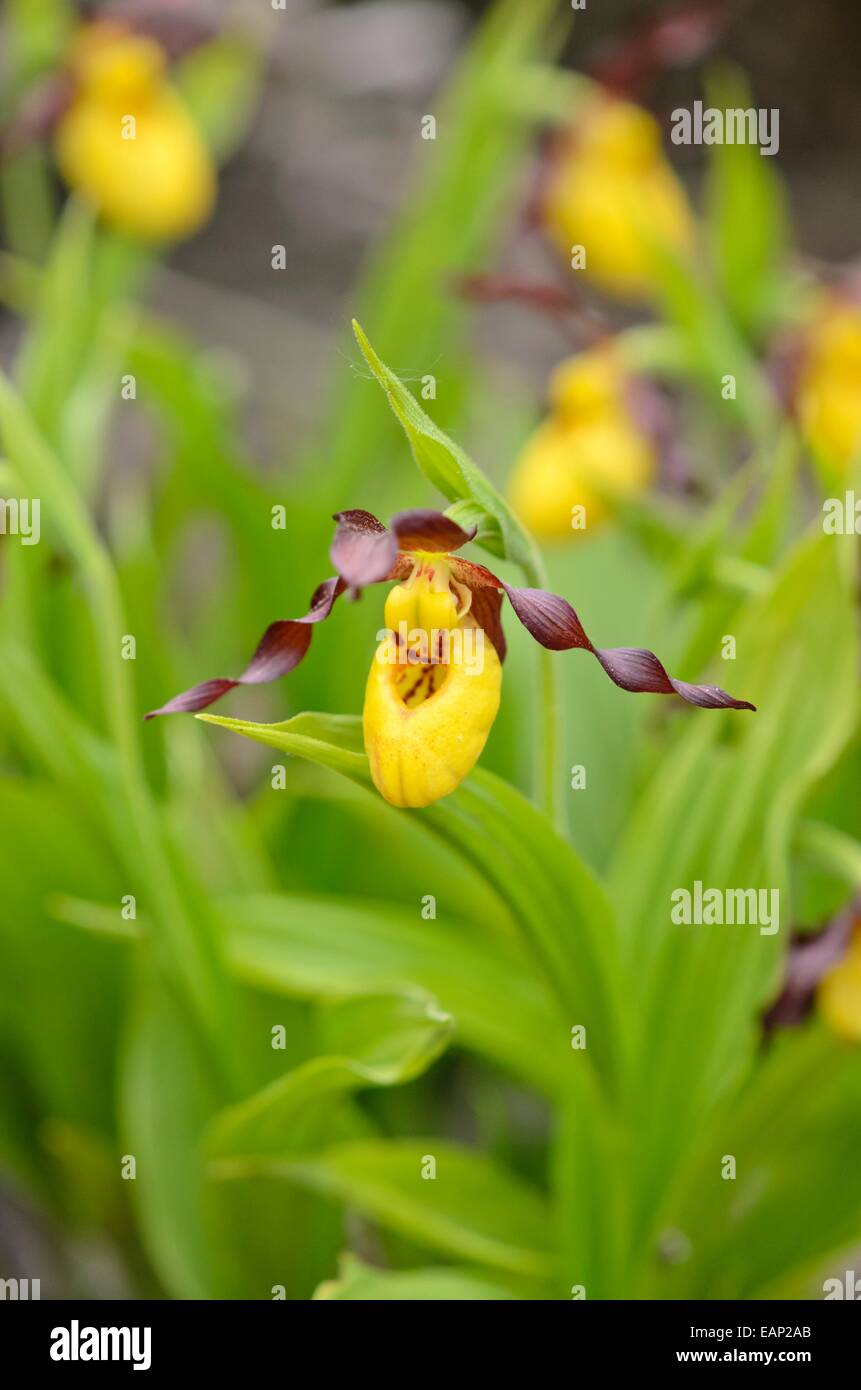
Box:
147;507;754;809
54;22;215;242
507;344;657;540
543;96;695;300
818;922;861;1043
796;297;861;477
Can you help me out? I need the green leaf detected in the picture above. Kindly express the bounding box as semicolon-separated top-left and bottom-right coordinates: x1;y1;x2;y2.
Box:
222;891;564;1096
352;319;537;573
198;710;369;784
314;1254;519;1301
653;1026;861;1299
648;239;778;443
224;1138;555;1280
207;994;453;1163
121;968;223;1298
4;0;74;87
199;710;628;1090
610;527;859;1254
704;65;790;340
173;36;263;164
16;199;98;441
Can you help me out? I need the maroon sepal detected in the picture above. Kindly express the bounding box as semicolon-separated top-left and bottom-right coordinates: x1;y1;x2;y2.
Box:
503;584;756;711
391;509;475;554
145;577;346;718
455;271;608;348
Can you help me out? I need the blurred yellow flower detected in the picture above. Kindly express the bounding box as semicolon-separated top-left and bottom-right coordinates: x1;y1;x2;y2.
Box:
818;924;861;1043
796;298;861;476
507;345;656;539
54;23;215;242
543;97;695;300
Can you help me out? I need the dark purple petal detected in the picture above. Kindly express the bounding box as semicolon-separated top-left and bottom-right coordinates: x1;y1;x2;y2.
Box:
468;585;507;662
305;576;348;621
502;587;591;652
391;509;476;554
448;556;505;591
446;556;507;659
147;678;243;718
145;577;347;719
503;584;756;711
330;509;398;586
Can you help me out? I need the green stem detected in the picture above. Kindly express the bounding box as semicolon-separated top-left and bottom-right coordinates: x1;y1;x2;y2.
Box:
523;546;566;837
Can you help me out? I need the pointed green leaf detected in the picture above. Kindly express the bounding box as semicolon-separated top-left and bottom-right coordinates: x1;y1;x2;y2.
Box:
223;891;564;1096
221;1137;555;1280
199;710;628;1090
207;994;453;1163
352;319;537;572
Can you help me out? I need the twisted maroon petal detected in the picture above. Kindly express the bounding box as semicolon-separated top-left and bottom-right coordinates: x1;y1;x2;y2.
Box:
144;577;347;718
503;585;756;711
330;509;398;586
391;509;476;554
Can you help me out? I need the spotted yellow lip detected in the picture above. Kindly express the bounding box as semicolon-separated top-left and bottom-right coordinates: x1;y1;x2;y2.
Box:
147;505;755;807
363;616;502;809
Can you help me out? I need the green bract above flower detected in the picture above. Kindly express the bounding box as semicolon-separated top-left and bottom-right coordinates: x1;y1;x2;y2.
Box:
146;506;755;807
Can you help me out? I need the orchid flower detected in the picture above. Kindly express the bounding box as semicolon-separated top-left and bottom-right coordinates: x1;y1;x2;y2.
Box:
147;506;755;808
506;343;657;539
795;295;861;477
542;96;695;301
54;22;215;242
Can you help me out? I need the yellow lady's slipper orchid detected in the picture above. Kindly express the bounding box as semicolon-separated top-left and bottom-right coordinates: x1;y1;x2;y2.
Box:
796;298;861;476
148;506;754;807
543;97;695;300
54;23;215;242
364;611;502;808
507;346;656;540
818;924;861;1043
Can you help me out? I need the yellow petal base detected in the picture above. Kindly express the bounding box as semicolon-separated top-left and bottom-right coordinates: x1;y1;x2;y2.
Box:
818;926;861;1043
363;619;502;808
797;300;861;476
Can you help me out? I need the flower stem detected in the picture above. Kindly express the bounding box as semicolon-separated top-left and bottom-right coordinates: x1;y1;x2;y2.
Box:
523;547;566;836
